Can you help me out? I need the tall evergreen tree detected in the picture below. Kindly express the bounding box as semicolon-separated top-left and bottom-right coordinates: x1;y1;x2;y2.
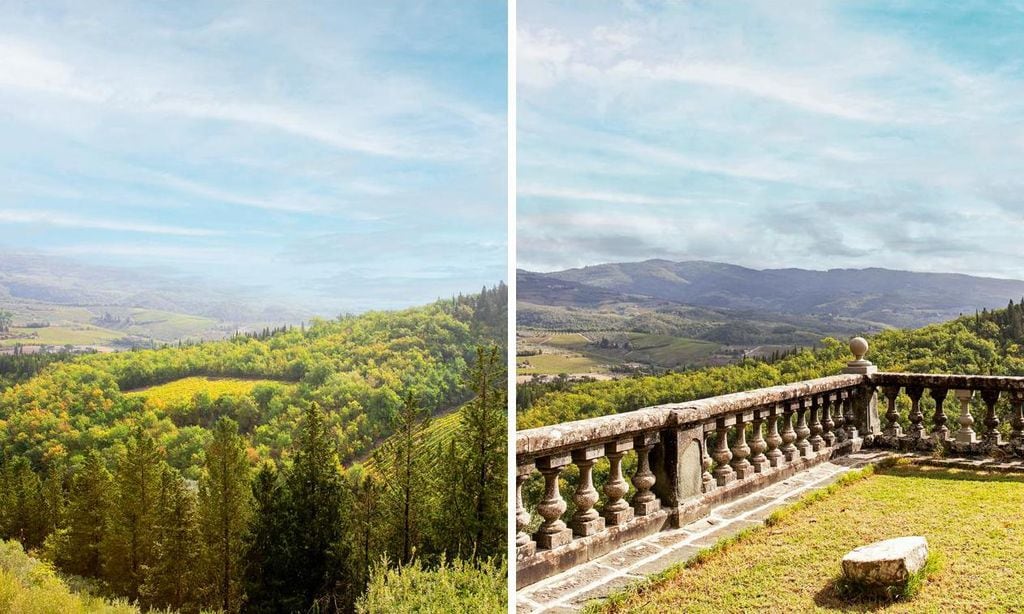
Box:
102;431;165;599
1;457;48;549
141;466;202;612
458;345;507;558
341;465;381;595
198;417;253;613
55;451;111;577
242;462;292;614
374;393;436;563
285;402;347;610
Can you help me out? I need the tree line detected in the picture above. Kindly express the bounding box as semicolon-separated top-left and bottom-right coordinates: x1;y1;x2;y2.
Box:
0;346;506;613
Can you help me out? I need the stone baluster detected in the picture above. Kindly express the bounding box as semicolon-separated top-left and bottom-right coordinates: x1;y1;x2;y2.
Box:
603;440;634;526
843;390;859;439
701;432;715;493
535;453;573;549
821;394;836;447
980;389;1002;445
930;387;949;441
795;398;812;457
570;446;605;537
1011;392;1024;447
906;385;925;438
765;405;784;467
730;413;752;479
780;402;798;462
955;389;977;444
516;461;536;558
832;392;846;444
808;395;824;451
712;418;735;486
882;385;902;437
632;433;660;516
749;408;768;472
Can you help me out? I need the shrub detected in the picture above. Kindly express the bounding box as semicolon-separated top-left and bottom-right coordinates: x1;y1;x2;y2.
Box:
357;556;506;613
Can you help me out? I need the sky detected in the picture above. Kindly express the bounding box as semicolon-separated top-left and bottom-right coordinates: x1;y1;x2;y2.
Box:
0;1;506;313
518;0;1024;279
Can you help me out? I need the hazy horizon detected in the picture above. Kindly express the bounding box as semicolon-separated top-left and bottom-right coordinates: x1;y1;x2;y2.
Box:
0;1;506;313
518;1;1024;279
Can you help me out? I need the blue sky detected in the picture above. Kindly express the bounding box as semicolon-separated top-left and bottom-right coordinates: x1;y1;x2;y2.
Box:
518;0;1024;278
0;1;506;313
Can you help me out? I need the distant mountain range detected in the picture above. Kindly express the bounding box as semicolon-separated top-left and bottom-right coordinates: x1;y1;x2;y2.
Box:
520;260;1024;330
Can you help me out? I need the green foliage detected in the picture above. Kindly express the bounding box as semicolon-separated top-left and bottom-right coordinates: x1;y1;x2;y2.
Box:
198;417;252;613
0;540;138;613
356;557;506;614
140;466;202;611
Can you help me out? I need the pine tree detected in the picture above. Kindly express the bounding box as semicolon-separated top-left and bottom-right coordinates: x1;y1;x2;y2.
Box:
373;393;436;563
2;457;48;549
102;431;165;599
242;462;293;614
434;346;507;559
198;417;253;613
341;465;381;595
56;451;112;577
284;402;347;610
141;466;202;611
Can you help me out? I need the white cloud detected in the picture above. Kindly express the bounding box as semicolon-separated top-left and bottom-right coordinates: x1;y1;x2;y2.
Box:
0;209;223;237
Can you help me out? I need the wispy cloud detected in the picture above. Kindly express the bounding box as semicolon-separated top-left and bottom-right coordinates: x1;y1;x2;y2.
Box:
518;0;1024;277
0;209;223;237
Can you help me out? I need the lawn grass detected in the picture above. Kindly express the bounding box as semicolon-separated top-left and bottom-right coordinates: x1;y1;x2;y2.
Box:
123;376;291;403
597;462;1024;613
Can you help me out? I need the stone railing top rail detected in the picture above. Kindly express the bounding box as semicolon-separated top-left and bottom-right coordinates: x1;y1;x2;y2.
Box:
517;373;866;458
871;372;1024;391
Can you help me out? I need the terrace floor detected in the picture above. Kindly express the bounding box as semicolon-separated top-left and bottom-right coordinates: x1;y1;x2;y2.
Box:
517;450;1024;613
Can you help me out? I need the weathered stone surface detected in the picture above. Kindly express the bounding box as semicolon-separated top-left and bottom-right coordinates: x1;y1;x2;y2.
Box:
841;536;928;586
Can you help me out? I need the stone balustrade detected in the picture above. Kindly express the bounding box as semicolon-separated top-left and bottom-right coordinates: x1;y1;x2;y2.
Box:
516;337;1024;588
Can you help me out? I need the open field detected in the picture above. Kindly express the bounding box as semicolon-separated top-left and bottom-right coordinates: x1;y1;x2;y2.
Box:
599;463;1024;613
0;324;122;348
517;331;721;376
124;376;293;403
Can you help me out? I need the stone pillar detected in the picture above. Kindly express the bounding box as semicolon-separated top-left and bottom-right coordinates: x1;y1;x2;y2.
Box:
650;424;706;508
570;445;605;537
930;387;949;441
780;402;798;462
1011;392;1024;447
821;394;836;447
906;385;925;439
795;398;812;457
516;461;536;558
632;432;661;516
954;389;977;444
808;395;824;451
749;408;768;472
981;389;1002;445
535;453;573;549
843;337;879;440
730;412;752;479
603;439;634;526
882;385;903;438
832;392;847;444
712;418;735;485
765;404;784;467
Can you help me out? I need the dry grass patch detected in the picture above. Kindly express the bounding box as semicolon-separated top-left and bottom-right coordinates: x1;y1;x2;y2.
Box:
597;461;1024;613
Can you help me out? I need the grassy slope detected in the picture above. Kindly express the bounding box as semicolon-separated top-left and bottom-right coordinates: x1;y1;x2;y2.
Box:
362;408;464;473
600;463;1024;613
124;376;293;403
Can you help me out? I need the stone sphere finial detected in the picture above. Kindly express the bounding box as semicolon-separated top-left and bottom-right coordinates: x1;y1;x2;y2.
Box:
849;337;869;362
